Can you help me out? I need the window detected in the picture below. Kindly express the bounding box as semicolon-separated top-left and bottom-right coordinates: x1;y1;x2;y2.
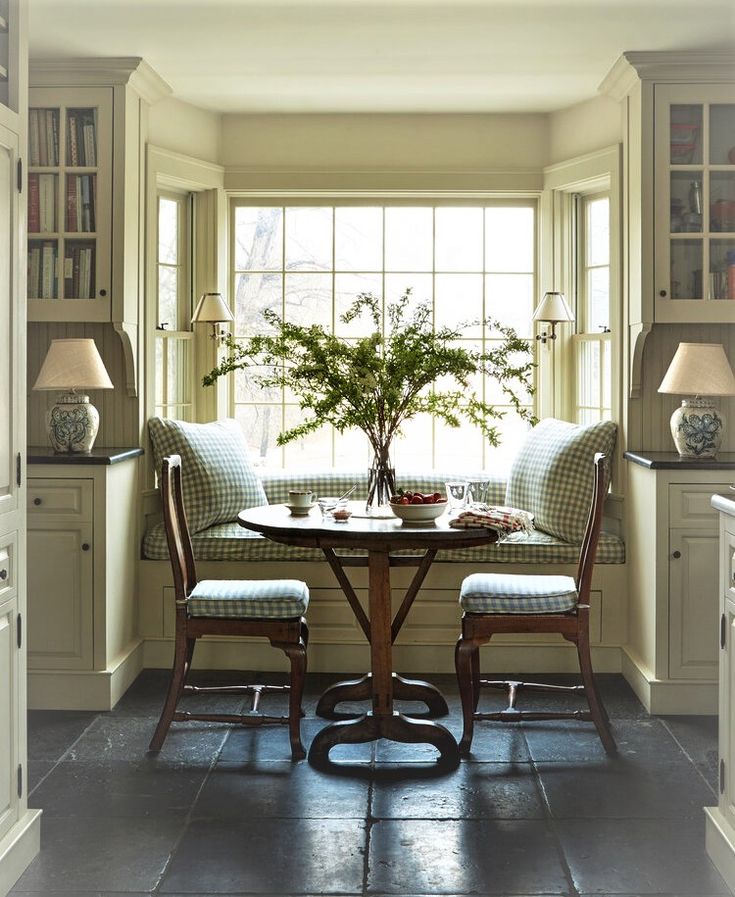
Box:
230;202;537;471
155;191;193;421
574;193;612;424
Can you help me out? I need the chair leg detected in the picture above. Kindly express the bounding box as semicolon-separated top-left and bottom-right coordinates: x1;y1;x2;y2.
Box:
149;627;190;752
471;645;481;712
576;626;616;755
455;636;477;754
282;638;307;761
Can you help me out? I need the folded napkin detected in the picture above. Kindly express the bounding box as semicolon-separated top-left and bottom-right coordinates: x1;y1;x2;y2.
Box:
449;505;535;536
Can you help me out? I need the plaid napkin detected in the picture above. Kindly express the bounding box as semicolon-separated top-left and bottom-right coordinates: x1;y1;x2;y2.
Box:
449;505;535;535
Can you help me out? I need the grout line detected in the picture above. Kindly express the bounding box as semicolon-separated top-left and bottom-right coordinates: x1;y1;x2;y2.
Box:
27;709;103;796
660;717;719;799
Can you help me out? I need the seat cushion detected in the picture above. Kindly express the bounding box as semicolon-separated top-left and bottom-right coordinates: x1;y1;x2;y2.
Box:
460;572;578;614
505;418;617;543
188;579;309;619
148;417;267;534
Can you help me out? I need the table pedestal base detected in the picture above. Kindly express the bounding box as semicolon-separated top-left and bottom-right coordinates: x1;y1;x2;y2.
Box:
316;672;450;720
308;710;460;770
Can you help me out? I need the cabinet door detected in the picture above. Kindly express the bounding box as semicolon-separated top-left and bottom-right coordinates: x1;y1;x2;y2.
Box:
654;83;735;323
0;121;20;520
669;529;720;679
723;600;735;831
0;596;19;843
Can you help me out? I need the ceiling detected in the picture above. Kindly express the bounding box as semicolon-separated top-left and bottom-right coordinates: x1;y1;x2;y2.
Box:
28;0;735;114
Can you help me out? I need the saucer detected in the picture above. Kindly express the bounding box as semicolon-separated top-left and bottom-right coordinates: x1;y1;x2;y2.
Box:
285;502;316;516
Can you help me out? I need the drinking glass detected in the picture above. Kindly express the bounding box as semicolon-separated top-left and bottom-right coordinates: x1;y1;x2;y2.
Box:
467;479;491;508
445;480;469;510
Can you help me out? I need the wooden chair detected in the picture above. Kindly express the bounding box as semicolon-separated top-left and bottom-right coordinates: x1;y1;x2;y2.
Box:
455;452;616;755
149;454;310;760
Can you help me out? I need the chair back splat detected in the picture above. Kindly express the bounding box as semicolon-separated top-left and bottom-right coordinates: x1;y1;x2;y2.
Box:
161;454;198;602
575;452;607;600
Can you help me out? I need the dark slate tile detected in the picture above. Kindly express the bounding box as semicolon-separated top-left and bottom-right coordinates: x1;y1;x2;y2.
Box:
65;715;227;766
663;714;719;792
194;760;370;819
368;819;569;894
12;816;184;893
29;760;206;817
27;710;98;761
371;761;544;819
523;717;687;763
219;717;373;764
159;817;366;894
538;754;717;819
377;718;530;763
557;818;731;895
27;760;55;794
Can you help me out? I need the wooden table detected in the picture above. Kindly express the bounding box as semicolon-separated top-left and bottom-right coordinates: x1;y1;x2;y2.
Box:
238;503;498;768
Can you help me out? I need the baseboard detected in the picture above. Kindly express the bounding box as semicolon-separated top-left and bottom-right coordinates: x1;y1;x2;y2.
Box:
622;649;718;715
0;810;41;897
28;639;145;710
705;807;735;895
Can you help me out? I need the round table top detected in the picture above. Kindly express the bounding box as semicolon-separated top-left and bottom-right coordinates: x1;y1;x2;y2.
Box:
238;501;499;552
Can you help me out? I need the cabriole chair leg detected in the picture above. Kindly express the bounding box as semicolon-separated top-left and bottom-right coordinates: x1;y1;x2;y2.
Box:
455;636;477;754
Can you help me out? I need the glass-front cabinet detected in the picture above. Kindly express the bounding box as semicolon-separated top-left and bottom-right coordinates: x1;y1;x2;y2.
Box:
27;87;111;321
655;84;735;322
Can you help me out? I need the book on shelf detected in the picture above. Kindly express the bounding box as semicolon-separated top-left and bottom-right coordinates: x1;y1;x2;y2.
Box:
28;173;39;232
29;110;40;166
41;242;56;299
67;109;96;167
29;108;59;166
27;245;40;298
38;173;55;232
68;113;78;166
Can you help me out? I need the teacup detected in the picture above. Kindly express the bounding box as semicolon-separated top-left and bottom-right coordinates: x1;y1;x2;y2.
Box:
288;489;313;508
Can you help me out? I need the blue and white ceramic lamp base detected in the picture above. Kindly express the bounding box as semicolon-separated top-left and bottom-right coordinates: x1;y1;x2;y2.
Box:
670;397;724;459
46;393;100;453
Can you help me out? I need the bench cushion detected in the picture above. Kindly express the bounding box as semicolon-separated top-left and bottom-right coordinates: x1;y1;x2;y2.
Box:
148;417;267;534
142;519;625;565
188;579;309;619
460;572;578;614
505;418;617;543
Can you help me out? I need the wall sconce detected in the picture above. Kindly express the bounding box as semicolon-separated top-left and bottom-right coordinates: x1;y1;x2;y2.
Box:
532;291;575;344
191;292;234;341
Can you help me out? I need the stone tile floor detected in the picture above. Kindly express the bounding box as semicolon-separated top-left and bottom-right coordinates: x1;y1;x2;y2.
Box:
10;669;732;897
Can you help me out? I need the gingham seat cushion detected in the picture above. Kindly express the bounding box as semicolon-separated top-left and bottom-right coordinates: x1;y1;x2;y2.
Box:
148;417;267;534
460;572;578;614
187;579;309;619
505;418;617;543
142;519;624;564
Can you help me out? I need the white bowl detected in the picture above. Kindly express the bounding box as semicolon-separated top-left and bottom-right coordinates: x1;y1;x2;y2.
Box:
389;500;447;522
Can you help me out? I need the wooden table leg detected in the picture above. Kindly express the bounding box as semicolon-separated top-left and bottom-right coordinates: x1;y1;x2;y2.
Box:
317;672;449;719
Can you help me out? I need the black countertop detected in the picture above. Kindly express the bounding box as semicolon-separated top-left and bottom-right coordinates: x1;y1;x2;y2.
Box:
28;446;144;465
624;450;735;470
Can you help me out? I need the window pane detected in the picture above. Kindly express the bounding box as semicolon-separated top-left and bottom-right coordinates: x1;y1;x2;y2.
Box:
435;207;483;272
235;404;283;467
392;413;433;469
385;208;433;271
587;267;609;333
334;427;372;470
154;338;163;405
335;272;383;337
587;197;609;267
235;207;283;271
486;414;533;475
285;207;333;272
158;197;178;264
234;272;282;335
335;207;383;271
435;419;484;470
166;339;191;405
158;266;177;327
283;405;333;470
485;273;534;336
434;274;483;336
485;207;534;272
385;273;433;311
284;273;332;329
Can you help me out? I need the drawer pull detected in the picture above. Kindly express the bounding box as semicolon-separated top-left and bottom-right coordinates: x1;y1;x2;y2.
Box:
672;550;681;559
0;569;6;580
33;497;41;506
82;543;90;552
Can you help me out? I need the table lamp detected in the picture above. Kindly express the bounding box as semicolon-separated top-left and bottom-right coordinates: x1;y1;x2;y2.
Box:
532;291;575;343
658;342;735;458
33;338;114;453
191;291;234;341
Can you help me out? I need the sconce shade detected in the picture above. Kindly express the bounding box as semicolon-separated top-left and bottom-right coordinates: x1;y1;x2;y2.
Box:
658;342;735;396
33;338;113;391
532;291;575;324
191;292;234;325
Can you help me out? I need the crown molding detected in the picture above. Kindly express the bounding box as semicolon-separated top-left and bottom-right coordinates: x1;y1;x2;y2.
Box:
600;51;735;100
30;57;172;103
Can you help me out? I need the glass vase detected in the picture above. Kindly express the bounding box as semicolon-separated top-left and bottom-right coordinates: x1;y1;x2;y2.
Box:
366;453;396;513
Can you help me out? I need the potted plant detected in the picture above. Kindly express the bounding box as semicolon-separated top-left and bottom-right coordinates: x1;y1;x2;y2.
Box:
203;290;536;509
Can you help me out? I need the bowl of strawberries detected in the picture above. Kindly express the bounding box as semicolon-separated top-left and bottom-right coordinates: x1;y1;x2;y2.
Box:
389;490;448;522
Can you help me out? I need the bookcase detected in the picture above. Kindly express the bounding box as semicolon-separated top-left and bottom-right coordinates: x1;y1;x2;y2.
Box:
27;87;111;321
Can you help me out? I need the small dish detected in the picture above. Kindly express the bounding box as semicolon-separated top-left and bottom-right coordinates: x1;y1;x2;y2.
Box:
285;502;316;516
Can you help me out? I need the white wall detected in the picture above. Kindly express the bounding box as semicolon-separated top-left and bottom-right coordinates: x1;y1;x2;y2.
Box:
148;96;221;164
548;95;622;165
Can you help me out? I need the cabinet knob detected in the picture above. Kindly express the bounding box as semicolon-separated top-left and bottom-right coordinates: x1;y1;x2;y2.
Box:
81;543;90;552
33;497;41;505
672;550;681;559
99;288;107;297
0;569;7;580
659;289;668;297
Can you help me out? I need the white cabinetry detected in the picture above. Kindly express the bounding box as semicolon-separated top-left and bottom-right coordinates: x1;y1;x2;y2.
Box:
624;451;732;713
705;494;735;891
26;449;143;711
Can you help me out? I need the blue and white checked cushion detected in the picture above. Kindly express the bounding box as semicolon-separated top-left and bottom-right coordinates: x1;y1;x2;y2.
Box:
460;572;578;614
148;417;267;534
505;418;617;543
188;579;309;619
